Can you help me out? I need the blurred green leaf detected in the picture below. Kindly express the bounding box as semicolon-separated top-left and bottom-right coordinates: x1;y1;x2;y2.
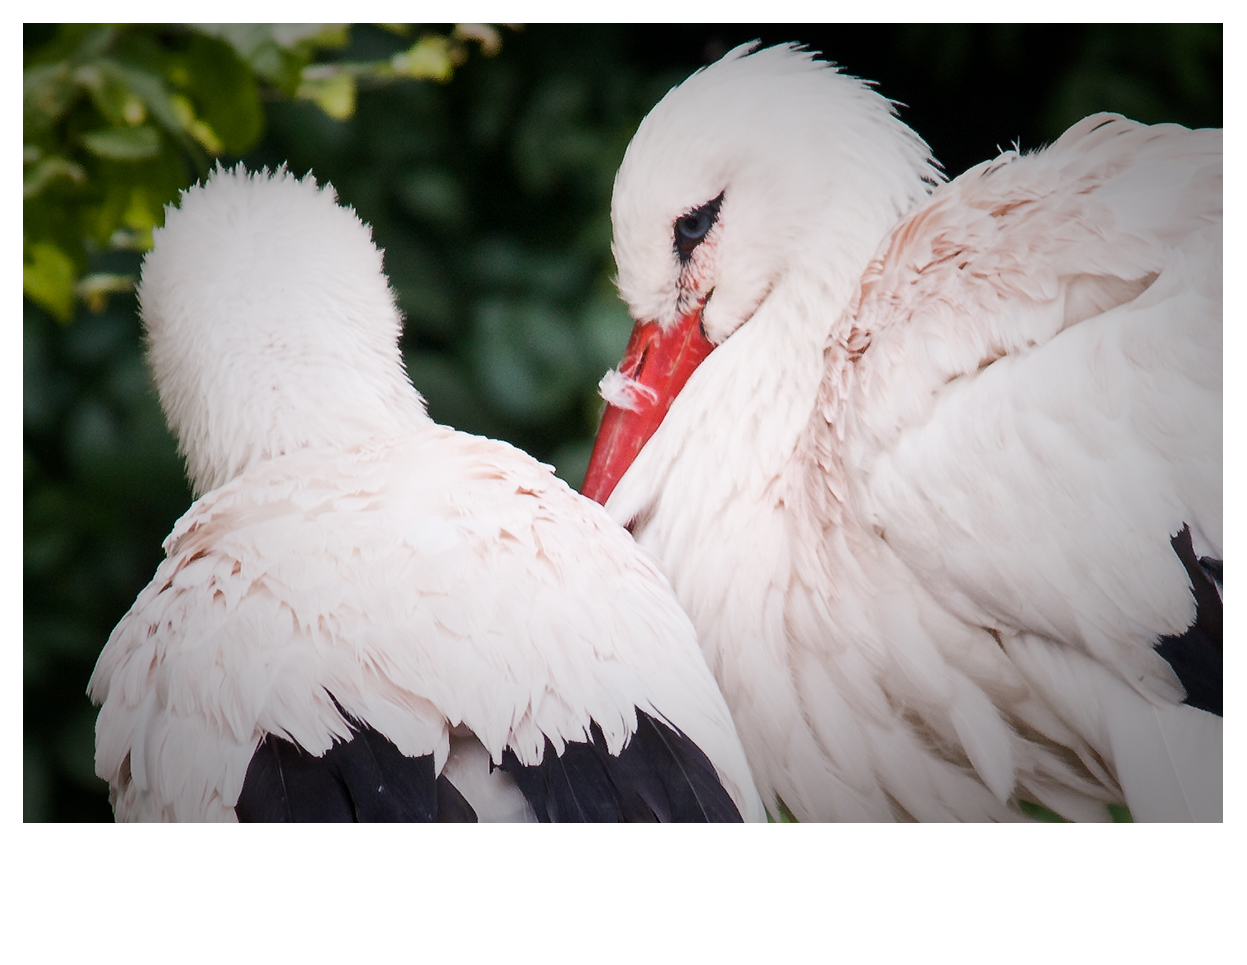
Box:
393;34;458;82
81;125;160;160
168;92;224;153
76;59;147;126
297;72;357;120
197;23;348;93
24;154;86;198
24;61;79;132
453;24;504;57
104;59;187;141
182;34;264;152
23;240;77;322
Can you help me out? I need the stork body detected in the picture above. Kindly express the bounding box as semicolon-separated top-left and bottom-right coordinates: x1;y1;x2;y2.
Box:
89;166;763;823
585;45;1222;821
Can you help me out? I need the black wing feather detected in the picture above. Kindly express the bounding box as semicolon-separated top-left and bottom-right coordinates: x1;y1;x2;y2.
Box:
500;710;742;822
500;737;624;822
547;739;619;821
1154;525;1222;717
236;702;739;822
633;713;742;822
236;703;477;822
235;732;356;822
585;732;669;821
332;724;439;821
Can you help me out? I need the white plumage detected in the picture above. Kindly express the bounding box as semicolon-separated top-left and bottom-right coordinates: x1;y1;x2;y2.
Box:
585;44;1222;821
89;165;763;823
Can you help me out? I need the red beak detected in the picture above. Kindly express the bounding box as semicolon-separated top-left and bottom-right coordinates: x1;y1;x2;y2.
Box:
581;307;715;505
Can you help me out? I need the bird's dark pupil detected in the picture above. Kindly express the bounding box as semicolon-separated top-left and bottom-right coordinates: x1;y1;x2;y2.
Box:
673;191;725;262
679;213;709;239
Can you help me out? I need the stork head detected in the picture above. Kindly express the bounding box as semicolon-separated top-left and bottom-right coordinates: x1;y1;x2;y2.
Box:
582;43;937;503
140;165;429;496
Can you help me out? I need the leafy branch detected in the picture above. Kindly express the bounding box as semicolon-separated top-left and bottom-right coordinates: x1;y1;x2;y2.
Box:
23;23;505;322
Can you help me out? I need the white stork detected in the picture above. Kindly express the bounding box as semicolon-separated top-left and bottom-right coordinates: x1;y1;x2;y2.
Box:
88;165;763;823
583;43;1222;822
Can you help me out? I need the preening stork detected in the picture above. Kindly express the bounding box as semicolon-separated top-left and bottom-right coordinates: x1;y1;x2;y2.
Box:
583;44;1222;821
88;165;763;823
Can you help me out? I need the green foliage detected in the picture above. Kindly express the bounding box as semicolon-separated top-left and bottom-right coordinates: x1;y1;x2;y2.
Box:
26;25;242;320
22;23;501;322
24;296;189;819
23;25;1221;821
1107;804;1134;823
1041;24;1223;134
1018;801;1070;823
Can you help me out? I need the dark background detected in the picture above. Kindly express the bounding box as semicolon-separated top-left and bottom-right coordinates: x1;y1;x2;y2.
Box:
23;24;1222;821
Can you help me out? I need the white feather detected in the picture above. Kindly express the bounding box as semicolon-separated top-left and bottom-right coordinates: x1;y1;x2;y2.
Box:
598;368;658;411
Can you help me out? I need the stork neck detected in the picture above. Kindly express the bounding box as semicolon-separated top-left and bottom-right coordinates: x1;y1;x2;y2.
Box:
155;334;431;497
716;270;839;484
607;265;840;537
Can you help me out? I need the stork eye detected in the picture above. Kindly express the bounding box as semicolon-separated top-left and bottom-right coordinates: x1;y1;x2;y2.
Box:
674;192;724;262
